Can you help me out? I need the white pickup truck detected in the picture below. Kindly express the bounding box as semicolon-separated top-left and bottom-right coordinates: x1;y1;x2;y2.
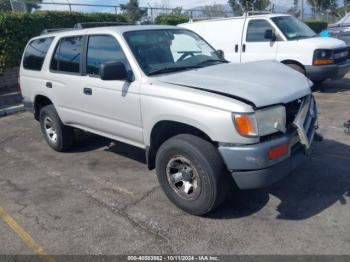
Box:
181;13;350;84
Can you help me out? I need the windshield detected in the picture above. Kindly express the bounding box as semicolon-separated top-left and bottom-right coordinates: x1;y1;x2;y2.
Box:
272;16;316;40
124;29;226;76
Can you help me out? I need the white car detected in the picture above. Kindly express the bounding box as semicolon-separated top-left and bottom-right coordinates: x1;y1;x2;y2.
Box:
181;13;350;84
20;24;317;215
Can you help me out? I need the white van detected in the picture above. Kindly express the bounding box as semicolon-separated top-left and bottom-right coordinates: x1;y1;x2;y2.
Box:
181;13;350;83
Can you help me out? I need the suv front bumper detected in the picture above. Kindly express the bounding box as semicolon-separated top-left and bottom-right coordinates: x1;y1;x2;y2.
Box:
305;61;350;81
219;95;317;190
219;133;308;190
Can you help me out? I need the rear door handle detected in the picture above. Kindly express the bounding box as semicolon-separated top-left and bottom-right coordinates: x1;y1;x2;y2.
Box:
83;87;92;95
235;44;239;53
46;82;52;88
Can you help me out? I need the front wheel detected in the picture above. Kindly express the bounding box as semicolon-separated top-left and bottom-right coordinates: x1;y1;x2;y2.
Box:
155;134;229;216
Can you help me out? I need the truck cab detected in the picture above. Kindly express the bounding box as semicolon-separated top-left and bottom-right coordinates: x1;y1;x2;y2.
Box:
181;14;350;83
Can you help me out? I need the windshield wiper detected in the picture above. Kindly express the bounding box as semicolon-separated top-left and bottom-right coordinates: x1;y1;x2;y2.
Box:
148;60;228;76
148;66;198;76
195;59;228;67
292;35;315;39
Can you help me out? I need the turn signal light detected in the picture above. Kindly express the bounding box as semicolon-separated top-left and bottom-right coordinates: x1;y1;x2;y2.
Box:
234;114;258;137
268;144;289;160
313;59;334;65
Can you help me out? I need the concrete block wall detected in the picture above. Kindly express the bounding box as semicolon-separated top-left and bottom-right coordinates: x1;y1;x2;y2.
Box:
0;67;19;92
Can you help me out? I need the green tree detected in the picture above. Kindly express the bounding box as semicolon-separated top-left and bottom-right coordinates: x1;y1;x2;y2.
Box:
0;0;11;11
120;0;147;22
287;0;301;17
343;0;350;14
170;7;182;16
0;0;41;12
203;4;228;18
307;0;337;15
24;0;41;12
228;0;270;14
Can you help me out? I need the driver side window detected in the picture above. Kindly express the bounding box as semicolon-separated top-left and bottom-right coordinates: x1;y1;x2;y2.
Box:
86;35;129;76
246;19;275;42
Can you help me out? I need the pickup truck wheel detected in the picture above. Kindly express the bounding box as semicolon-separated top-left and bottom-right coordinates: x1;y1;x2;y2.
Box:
155;134;229;216
39;105;73;152
312;79;326;85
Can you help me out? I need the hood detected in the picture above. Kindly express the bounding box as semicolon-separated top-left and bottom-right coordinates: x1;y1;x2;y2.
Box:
298;36;346;49
154;61;311;108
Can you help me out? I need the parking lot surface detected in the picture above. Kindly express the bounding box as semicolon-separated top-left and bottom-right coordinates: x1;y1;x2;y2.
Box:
0;78;349;255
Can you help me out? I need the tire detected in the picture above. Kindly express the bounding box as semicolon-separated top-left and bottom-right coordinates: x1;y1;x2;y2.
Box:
39;104;73;152
155;134;229;216
312;79;326;85
286;63;306;75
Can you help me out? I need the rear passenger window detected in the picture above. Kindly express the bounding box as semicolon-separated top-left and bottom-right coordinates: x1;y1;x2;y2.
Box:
246;20;274;42
87;35;128;76
23;37;54;71
50;36;83;74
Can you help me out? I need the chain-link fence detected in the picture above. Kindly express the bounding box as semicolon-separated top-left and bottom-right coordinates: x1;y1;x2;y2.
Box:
1;0;341;23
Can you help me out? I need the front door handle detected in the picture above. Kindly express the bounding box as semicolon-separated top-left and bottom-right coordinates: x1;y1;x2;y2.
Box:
242;44;246;52
83;87;92;95
46;82;52;88
235;44;239;53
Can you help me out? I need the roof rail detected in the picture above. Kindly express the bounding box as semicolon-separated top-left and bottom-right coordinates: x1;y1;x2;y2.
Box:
40;22;134;35
246;11;273;16
41;28;75;35
74;22;134;29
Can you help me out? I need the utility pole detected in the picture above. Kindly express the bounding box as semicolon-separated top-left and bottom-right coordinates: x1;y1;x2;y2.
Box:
9;0;14;12
301;0;304;20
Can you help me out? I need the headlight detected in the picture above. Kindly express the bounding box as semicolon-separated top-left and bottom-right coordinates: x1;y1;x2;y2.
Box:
233;105;286;137
313;49;333;65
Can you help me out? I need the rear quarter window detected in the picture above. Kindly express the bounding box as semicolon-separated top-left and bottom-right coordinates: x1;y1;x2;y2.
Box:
23;37;54;71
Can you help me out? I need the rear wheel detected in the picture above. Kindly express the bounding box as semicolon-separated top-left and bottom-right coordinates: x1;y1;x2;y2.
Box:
39;105;73;152
155;134;229;216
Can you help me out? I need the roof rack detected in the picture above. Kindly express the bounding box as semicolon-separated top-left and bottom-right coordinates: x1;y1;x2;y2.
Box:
41;28;75;35
74;22;134;29
40;22;134;35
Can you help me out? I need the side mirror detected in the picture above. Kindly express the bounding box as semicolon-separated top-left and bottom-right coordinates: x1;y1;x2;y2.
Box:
100;62;132;81
264;29;277;41
215;49;225;60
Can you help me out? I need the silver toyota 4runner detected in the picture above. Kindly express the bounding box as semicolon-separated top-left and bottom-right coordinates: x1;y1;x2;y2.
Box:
20;24;318;215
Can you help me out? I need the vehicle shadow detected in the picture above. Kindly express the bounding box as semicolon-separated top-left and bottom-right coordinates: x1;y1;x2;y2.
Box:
69;130;147;164
210;139;350;220
313;78;350;94
68;131;349;221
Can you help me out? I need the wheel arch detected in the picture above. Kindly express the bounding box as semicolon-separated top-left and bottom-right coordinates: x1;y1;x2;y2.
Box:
34;95;54;120
281;60;306;71
146;120;216;170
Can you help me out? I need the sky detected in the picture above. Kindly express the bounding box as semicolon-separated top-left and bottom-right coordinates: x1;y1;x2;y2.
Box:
40;0;296;11
39;0;345;13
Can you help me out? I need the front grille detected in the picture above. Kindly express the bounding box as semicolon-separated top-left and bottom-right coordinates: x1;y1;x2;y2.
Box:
333;48;348;64
293;95;318;149
285;97;304;127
